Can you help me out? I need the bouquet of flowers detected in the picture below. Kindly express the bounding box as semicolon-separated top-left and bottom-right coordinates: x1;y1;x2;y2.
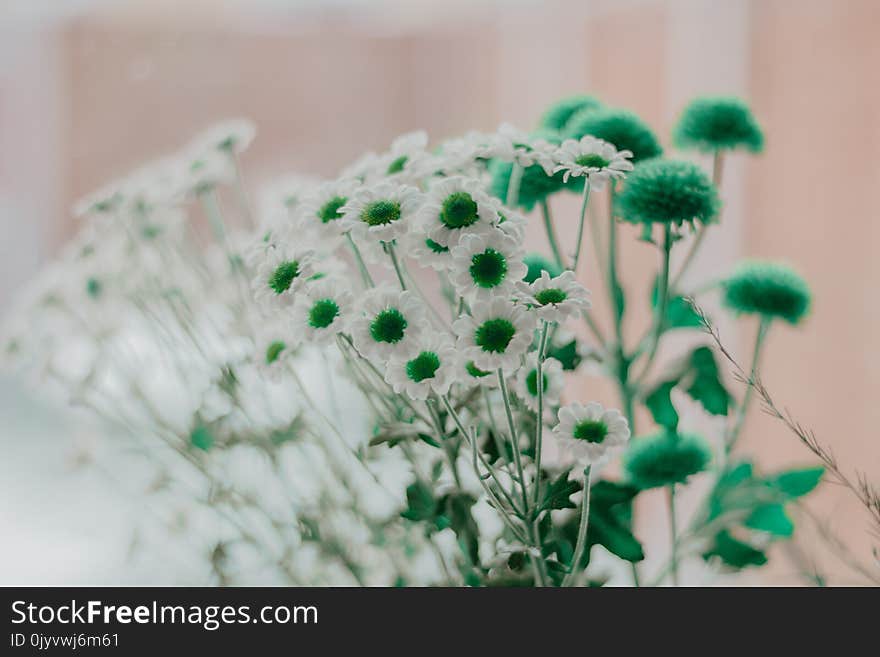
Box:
4;95;878;586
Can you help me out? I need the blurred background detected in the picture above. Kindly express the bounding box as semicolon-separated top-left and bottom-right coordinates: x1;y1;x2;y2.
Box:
1;0;878;584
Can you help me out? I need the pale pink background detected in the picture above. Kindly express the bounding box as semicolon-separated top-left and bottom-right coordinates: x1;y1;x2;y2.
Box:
1;0;878;583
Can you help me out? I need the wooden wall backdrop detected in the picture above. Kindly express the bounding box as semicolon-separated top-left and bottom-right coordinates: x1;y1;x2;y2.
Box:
2;0;877;583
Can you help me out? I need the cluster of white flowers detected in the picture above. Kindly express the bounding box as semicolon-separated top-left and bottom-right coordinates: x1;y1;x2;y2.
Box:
2;117;635;586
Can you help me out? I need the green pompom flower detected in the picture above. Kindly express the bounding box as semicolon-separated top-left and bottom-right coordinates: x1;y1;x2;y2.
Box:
615;159;720;227
522;253;563;284
564;108;662;163
722;261;811;325
539;94;603;132
623;431;712;490
673;96;764;153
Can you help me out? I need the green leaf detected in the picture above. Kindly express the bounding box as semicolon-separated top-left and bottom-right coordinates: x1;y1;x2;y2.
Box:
547;338;582;371
539;472;582;512
766;466;824;498
400;481;435;522
685;346;730;416
651;275;703;330
189;424;214;451
644;380;679;430
703;531;767;569
437;492;480;565
745;504;794;537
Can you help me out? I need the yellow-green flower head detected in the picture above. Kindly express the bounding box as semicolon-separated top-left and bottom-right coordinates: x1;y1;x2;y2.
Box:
538;94;603;132
673;96;764;153
722;260;811;325
488;129;569;210
622;431;711;489
564;108;662;163
523;253;563;284
615;158;720;227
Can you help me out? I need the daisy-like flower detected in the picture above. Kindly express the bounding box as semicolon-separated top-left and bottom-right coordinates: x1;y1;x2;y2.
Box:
290;279;353;345
375;131;434;182
551;402;631;466
338;182;423;246
296;179;359;243
417;176;499;248
552;136;634;189
453;297;536;373
515;353;564;412
404;230;452;271
255;332;292;383
252;245;317;309
350;286;429;360
490;200;529;243
383;331;457;401
493;123;557;174
182;148;236;195
459;357;498;388
516;270;591;323
449;230;527;303
190;118;257;155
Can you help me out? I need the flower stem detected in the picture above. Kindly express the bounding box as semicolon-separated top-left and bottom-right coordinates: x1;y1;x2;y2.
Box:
668;484;679;586
345;233;375;288
497;369;531;515
562;466;592;586
506;162;524;208
531;320;551;511
540;199;565;270
385;241;407;291
570;180;591;272
635;223;673;384
726;316;771;450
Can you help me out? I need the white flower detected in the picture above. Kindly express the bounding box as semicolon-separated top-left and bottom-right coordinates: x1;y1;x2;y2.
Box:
515;353;564;412
449;230;527;303
551;402;630;466
383;331;457;401
487;197;529;242
190;118;257;155
417;176;499;248
255;330;293;382
516;270;591;323
453;297;536;373
258;174;322;217
290;279;354;345
296;179;360;244
552;136;633;189
404;230;452;271
181;147;236;195
458;356;498;389
375;131;434;183
350;286;429;360
339;182;423;245
252;244;317;310
435;131;496;175
493;123;557;174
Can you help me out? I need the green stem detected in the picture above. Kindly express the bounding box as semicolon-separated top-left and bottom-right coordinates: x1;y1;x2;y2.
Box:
570;180;591;272
562;466;592;586
506;162;524;208
726;317;771;450
634;223;673;384
497;370;531;516
385;241;407;291
540;199;565;270
346;233;375;288
531;320;551;510
668;484;679;586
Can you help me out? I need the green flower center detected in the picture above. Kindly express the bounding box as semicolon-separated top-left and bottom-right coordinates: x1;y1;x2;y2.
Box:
470;249;508;288
361;200;402;227
308;298;340;329
387;155;408;174
370;308;408;343
425;238;449;254
474;318;516;353
573;420;608;443
265;341;286;364
86;277;102;299
525;369;549;397
440;192;479;229
534;288;567;305
406;351;441;382
575;154;610;168
318;196;347;224
465;361;492;378
268;260;300;294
